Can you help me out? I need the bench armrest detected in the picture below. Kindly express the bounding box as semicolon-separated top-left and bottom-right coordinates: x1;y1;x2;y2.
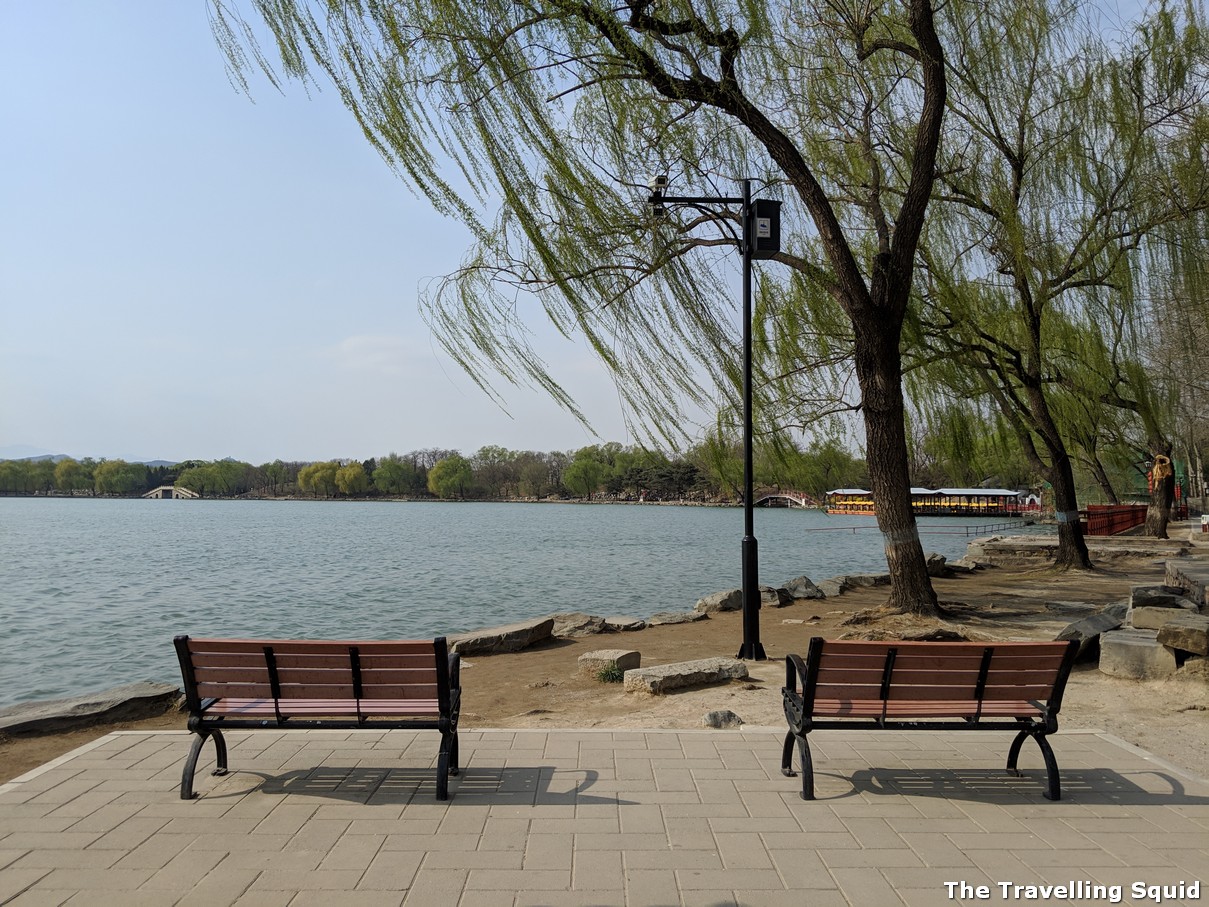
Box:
784;654;808;699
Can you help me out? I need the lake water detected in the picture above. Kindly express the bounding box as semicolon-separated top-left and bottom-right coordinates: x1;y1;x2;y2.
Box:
0;498;1038;708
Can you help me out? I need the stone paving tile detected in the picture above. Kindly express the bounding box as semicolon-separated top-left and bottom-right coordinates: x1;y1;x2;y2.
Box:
1;728;1206;904
5;890;72;907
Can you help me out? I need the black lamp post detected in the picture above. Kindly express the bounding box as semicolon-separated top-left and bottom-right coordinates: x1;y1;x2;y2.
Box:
648;176;780;661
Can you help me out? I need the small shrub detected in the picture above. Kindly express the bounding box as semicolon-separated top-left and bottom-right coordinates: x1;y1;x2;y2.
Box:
596;661;624;683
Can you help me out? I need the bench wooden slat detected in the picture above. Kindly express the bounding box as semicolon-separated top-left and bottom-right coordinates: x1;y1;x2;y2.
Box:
204;698;443;717
194;665;439;685
811;699;1045;719
273;669;438;686
813;682;1059;701
195;681;441;700
813;666;1066;688
815;655;1068;674
186;638;438;655
189;652;440;671
816;640;1070;657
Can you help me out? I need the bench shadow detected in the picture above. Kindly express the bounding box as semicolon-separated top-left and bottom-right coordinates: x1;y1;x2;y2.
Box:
823;767;1209;805
206;765;633;806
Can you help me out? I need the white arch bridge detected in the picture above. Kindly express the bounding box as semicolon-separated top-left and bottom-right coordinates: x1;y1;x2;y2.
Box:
752;490;814;508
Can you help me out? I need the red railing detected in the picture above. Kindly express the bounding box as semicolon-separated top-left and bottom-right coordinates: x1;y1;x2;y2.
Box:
1083;505;1147;535
1082;503;1188;535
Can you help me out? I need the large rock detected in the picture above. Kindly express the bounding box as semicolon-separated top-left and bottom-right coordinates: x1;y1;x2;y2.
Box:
1099;629;1177;680
449;617;555;655
603;615;646;631
552;612;607;637
926;552;948;576
782;575;825;600
760;585;793;608
647;610;708;626
1056;611;1125;657
1157;613;1209;656
695;589;743;613
846;573;891;587
702;709;744;729
624;657;749;694
0;682;180;735
817;577;849;598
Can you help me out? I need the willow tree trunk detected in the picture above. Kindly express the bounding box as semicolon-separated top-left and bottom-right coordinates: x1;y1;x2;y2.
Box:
1088;455;1120;505
1049;461;1092;569
1145;444;1175;539
1023;382;1092;569
854;314;938;614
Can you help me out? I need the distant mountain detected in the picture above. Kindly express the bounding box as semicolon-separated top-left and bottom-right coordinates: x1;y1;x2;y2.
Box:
0;446;178;466
0;445;62;461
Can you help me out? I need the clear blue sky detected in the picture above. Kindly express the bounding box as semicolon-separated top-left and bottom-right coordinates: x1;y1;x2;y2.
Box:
0;2;635;465
0;1;1149;466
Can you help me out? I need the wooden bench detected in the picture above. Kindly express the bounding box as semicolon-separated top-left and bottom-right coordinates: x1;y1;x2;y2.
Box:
781;637;1079;800
173;635;461;800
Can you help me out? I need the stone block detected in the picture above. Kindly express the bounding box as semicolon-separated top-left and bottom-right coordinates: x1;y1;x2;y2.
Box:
1130;607;1188;631
1166;559;1209;608
1156;613;1209;656
1130;584;1196;610
925;552;948;576
695;589;743;613
623;657;749;695
1098;629;1177;680
578;649;641;675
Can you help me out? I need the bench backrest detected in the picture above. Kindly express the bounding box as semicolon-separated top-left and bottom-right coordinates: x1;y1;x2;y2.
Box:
174;636;452;714
800;637;1077;711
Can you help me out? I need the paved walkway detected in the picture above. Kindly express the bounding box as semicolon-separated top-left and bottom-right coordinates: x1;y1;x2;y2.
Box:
1;727;1207;905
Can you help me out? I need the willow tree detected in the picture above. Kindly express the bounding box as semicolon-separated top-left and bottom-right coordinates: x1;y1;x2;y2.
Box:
211;0;947;613
910;0;1207;567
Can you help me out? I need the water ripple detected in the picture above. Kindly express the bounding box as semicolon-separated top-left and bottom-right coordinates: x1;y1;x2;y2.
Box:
0;498;1039;708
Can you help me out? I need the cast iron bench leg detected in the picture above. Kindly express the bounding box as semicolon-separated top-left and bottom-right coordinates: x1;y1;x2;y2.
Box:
781;730;815;800
436;732;456;801
180;728;228;800
1006;728;1061;801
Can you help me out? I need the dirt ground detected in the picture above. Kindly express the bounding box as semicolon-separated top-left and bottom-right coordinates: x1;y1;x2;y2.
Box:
2;557;1206;784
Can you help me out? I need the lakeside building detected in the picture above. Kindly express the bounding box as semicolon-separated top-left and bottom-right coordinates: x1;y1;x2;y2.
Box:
825;487;1027;516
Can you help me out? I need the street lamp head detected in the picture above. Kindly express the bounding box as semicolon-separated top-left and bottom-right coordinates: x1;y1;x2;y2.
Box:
647;173;669;217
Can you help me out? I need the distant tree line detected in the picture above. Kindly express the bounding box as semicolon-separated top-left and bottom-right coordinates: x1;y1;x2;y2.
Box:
0;440;870;502
0;429;1163;504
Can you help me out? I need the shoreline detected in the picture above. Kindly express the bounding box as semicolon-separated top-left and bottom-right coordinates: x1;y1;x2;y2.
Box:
3;545;1207;784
